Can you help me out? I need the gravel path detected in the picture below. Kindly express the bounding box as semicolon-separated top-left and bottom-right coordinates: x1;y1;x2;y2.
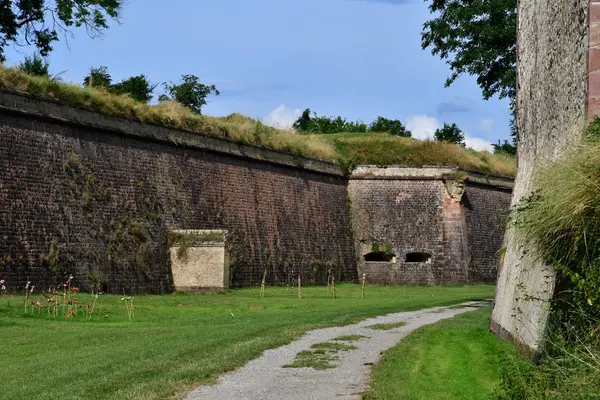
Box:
187;299;492;400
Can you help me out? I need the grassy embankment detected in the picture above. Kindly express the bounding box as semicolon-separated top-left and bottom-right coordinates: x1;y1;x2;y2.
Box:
366;306;515;400
0;65;516;177
0;284;493;400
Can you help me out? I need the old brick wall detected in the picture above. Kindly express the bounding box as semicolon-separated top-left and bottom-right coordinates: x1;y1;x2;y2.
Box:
348;174;447;286
463;182;512;283
0;92;356;293
348;167;512;286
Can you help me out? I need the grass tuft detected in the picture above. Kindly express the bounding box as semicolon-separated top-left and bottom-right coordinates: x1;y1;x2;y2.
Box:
310;342;358;351
332;334;369;341
366;321;407;330
0;65;516;176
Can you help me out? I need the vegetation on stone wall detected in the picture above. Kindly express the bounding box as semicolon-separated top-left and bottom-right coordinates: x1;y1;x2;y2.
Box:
0;65;516;177
502;117;600;399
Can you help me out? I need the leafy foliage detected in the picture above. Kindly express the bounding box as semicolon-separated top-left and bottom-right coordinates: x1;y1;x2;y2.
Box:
0;0;122;62
292;109;410;136
422;0;516;101
422;0;518;146
159;74;220;114
492;139;516;156
18;53;49;77
292;108;368;134
369;116;411;137
434;123;465;146
83;66;112;88
111;75;156;103
83;66;155;103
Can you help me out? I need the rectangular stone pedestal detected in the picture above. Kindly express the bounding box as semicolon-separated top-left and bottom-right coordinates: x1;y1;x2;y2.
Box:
169;229;229;292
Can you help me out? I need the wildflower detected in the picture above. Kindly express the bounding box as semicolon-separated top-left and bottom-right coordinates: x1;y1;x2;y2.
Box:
71;287;80;292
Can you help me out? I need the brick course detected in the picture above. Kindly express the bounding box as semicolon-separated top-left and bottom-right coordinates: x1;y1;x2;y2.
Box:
0;94;356;293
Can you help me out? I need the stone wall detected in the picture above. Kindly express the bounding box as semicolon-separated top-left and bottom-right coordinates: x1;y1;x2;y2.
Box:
0;90;356;293
490;0;592;354
348;166;513;286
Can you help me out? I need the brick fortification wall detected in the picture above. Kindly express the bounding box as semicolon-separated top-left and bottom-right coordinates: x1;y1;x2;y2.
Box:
0;90;356;293
463;182;513;282
349;166;513;286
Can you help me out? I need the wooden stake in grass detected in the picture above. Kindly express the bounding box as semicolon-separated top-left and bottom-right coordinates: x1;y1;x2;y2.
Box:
332;276;336;299
298;275;302;299
23;280;30;314
326;269;331;296
259;269;267;299
361;273;366;298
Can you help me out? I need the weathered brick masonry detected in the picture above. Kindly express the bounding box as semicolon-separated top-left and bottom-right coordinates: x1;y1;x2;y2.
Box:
0;90;356;293
0;90;513;293
349;166;513;286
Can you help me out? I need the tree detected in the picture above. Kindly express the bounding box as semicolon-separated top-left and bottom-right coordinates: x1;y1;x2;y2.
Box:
434;123;465;146
159;75;220;114
422;0;516;101
18;53;49;77
292;109;312;132
492;139;516;155
111;75;156;103
369;116;411;137
83;66;112;88
0;1;122;62
83;66;155;103
422;0;517;144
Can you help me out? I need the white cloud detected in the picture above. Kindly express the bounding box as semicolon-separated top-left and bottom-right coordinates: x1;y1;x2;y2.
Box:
405;115;441;140
263;104;301;130
465;136;494;153
405;114;494;152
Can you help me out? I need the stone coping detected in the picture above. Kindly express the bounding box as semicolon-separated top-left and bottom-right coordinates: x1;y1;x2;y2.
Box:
349;165;514;190
0;89;346;177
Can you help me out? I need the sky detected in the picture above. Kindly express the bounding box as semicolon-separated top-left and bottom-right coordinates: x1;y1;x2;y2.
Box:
4;0;512;151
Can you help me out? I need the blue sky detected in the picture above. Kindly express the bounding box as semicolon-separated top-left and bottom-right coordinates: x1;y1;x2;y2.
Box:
4;0;511;151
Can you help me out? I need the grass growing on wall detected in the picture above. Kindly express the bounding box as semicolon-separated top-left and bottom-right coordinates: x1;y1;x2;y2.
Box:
0;284;494;400
0;65;516;177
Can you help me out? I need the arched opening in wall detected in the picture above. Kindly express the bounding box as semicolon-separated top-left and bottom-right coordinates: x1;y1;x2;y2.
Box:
405;252;432;263
364;252;397;263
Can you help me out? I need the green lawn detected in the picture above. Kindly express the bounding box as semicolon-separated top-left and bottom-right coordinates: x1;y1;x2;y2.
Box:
365;306;514;400
0;284;493;400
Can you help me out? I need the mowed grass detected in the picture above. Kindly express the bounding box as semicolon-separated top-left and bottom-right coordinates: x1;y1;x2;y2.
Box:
0;284;493;400
365;307;514;400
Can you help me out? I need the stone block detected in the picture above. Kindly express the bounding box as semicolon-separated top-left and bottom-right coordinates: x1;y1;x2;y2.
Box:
169;229;229;292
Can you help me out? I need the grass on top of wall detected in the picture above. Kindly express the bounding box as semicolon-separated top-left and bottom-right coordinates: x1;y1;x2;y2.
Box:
0;65;516;177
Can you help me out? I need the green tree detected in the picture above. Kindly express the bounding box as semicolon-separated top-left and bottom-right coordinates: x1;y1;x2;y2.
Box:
0;1;122;62
422;0;517;143
159;75;220;114
83;66;112;88
369;116;411;137
434;123;465;146
422;0;516;101
293;109;312;132
492;139;516;155
111;75;156;103
18;53;49;77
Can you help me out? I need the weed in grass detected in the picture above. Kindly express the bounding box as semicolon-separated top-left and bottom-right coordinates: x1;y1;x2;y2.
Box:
366;321;407;330
283;342;357;370
311;342;358;351
332;334;369;342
